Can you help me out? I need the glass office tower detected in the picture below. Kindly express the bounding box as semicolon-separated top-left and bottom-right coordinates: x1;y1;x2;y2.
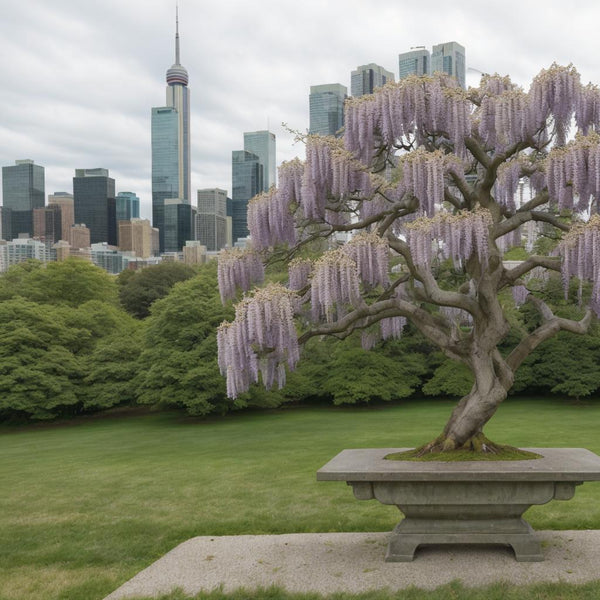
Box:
431;41;466;89
73;168;117;245
231;151;263;243
1;159;45;237
309;84;347;137
350;63;394;97
398;47;431;80
243;131;276;191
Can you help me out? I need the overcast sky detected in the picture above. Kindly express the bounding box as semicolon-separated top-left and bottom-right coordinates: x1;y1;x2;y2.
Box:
2;0;599;220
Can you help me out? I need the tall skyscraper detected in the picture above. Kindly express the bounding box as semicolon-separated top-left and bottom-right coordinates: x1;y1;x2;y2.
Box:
309;84;347;137
351;63;394;97
163;199;194;253
243;131;276;191
231;151;263;243
1;159;45;237
431;41;466;89
152;9;191;252
73;168;117;245
196;188;228;251
398;47;431;80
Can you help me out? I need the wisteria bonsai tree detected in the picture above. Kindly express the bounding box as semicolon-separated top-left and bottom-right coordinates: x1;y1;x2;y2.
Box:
217;64;600;455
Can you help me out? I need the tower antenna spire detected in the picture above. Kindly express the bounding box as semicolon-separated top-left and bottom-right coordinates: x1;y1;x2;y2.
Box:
175;4;180;65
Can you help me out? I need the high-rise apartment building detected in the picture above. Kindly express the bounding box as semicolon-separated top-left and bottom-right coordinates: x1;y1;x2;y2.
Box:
231;151;263;243
351;63;394;97
196;188;229;252
398;47;431;80
48;192;74;243
151;9;191;252
309;84;347;137
73;168;117;245
431;41;466;88
1;159;45;237
116;192;140;222
243;131;276;191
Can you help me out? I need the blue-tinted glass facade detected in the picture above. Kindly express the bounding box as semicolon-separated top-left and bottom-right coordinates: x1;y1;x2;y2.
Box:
116;192;140;221
431;41;466;89
73;169;117;245
231;150;263;242
350;64;394;97
309;84;347;137
243;131;276;191
398;48;431;79
151;107;179;251
1;160;45;237
163;200;194;252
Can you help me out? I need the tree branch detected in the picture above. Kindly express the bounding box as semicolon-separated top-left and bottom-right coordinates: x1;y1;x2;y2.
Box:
500;255;561;288
505;300;593;372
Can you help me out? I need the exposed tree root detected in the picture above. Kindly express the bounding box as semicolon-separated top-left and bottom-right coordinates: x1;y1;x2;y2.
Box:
386;433;542;462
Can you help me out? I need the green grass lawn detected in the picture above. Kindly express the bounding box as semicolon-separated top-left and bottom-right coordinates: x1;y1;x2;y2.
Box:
2;398;600;600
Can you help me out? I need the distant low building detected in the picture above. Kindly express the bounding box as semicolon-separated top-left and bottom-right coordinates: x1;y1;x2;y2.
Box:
0;237;54;273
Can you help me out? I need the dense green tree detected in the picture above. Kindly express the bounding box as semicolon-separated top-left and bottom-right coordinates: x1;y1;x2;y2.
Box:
0;300;83;420
0;258;118;307
321;340;424;404
0;259;143;421
118;262;197;318
135;264;239;414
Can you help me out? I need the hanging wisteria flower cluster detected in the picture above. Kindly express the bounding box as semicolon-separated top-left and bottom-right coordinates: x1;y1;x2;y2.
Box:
381;316;407;339
512;285;529;307
360;316;406;350
546;133;600;211
288;257;313;291
217;284;300;398
247;187;296;250
576;83;600;135
398;149;467;216
278;158;304;206
217;248;264;303
406;209;493;269
344;232;390;289
529;63;581;145
344;74;471;164
479;74;517;97
479;90;534;152
556;215;600;314
494;159;523;211
310;249;361;322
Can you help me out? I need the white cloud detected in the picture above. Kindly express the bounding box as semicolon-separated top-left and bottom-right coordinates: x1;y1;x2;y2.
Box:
2;0;600;220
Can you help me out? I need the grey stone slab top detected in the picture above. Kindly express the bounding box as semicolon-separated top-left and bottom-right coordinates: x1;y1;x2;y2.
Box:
317;448;600;482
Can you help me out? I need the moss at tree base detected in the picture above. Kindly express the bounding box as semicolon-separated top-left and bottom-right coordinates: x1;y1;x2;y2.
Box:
386;434;543;462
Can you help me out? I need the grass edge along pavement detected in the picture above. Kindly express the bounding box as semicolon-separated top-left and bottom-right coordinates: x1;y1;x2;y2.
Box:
2;398;600;600
110;580;600;600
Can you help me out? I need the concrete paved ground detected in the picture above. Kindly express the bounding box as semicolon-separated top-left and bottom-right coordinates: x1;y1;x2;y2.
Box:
105;530;600;599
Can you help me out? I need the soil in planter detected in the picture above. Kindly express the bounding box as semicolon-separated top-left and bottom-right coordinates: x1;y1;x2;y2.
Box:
386;434;543;462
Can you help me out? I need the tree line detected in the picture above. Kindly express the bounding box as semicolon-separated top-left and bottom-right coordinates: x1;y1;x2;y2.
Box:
0;256;598;422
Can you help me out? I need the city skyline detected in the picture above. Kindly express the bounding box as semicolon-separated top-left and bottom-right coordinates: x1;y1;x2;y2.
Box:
2;0;600;220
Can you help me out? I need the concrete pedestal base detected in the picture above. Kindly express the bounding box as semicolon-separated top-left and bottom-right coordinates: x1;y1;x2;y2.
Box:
317;448;600;562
